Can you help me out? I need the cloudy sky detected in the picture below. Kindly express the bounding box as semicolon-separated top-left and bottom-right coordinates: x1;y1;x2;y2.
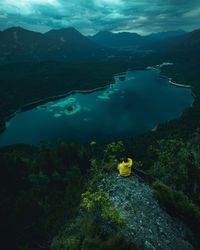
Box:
0;0;200;35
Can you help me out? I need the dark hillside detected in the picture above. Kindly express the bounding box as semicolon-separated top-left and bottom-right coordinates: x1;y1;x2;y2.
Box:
91;31;143;48
0;27;44;63
43;27;109;60
0;27;111;63
167;29;200;61
90;30;188;52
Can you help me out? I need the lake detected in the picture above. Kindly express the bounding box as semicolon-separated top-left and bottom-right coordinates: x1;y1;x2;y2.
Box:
0;69;194;146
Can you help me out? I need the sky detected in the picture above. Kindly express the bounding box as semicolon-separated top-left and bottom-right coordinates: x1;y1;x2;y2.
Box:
0;0;200;35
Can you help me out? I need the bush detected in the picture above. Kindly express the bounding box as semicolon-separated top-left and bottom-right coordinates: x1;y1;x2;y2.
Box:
153;180;200;236
90;141;126;175
52;190;142;250
148;139;195;192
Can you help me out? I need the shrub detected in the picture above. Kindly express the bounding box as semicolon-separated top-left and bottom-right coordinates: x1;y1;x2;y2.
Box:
153;180;200;235
103;141;125;162
148;139;195;192
90;141;126;175
56;190;141;250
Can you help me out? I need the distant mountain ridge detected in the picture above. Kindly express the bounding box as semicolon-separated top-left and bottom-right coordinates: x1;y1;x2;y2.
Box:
145;30;186;40
0;27;110;63
168;29;200;61
90;31;143;48
0;26;199;64
90;30;187;51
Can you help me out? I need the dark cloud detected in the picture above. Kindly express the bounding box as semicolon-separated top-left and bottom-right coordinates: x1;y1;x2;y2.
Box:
0;0;200;34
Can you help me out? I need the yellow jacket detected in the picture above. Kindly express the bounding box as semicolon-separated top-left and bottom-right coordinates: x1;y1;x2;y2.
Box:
118;158;133;177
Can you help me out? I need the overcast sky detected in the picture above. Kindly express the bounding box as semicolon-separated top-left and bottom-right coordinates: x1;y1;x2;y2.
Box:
0;0;200;35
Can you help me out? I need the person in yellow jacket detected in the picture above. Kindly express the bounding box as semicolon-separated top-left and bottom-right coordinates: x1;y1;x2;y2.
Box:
118;157;133;177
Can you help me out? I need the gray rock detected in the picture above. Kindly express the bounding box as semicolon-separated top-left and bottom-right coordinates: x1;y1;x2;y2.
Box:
100;173;195;250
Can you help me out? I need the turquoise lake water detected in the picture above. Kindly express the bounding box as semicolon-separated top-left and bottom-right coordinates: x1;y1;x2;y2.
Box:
0;69;194;146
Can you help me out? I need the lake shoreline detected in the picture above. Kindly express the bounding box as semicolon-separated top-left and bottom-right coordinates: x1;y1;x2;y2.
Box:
156;63;193;88
0;72;128;134
159;74;192;88
0;65;194;138
0;83;114;134
20;85;110;112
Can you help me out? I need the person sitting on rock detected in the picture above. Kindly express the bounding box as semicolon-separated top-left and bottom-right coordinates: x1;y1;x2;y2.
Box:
118;157;133;177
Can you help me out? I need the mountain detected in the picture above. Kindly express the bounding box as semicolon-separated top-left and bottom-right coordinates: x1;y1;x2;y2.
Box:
168;29;200;61
140;32;189;53
90;31;143;49
0;27;110;63
43;27;108;60
0;27;45;62
0;26;197;64
145;30;186;40
90;30;188;52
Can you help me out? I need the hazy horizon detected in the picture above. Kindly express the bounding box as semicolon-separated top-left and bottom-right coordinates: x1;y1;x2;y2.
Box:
0;25;191;37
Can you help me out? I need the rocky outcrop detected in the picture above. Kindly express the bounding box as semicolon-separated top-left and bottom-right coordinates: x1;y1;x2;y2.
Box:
99;173;195;250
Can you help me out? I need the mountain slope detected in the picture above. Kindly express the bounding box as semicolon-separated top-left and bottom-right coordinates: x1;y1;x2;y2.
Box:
145;30;186;40
101;174;194;249
90;30;188;52
0;27;110;63
168;29;200;61
43;27;108;60
0;27;45;62
90;31;143;49
140;33;188;53
52;171;195;249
